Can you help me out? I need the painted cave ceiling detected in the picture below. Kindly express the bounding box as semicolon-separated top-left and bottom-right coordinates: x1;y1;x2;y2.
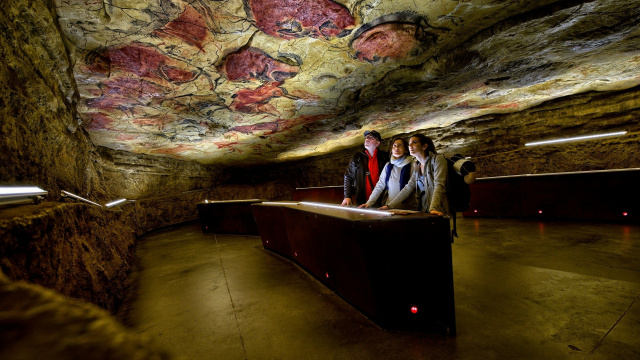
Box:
56;0;640;165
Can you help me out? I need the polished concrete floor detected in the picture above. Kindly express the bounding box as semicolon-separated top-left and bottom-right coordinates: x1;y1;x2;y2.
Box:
118;218;640;360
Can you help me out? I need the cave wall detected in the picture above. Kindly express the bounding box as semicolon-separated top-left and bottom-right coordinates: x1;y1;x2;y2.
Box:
0;271;172;360
0;0;102;198
290;85;640;188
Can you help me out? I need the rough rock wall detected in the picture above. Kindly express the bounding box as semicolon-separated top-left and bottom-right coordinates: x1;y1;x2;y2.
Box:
0;271;172;360
435;86;640;177
0;0;103;198
296;85;640;186
0;182;294;314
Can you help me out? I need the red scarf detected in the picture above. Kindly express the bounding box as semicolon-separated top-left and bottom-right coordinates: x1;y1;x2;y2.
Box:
365;148;379;198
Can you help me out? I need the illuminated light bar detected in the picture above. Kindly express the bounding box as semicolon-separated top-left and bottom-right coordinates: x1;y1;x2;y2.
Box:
0;186;48;206
300;201;393;216
477;168;640;180
105;198;128;208
524;131;627;147
61;190;103;207
204;199;263;203
261;202;300;206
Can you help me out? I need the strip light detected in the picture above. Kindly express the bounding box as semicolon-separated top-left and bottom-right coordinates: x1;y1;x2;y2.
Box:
525;131;627;146
261;201;300;206
0;186;48;206
105;198;128;208
300;201;392;216
61;190;103;207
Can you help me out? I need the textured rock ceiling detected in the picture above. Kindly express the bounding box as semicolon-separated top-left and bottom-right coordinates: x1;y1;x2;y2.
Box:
56;0;640;165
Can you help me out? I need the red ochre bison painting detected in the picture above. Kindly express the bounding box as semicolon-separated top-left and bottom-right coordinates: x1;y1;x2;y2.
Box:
153;4;212;51
223;48;300;82
350;13;433;63
246;0;355;39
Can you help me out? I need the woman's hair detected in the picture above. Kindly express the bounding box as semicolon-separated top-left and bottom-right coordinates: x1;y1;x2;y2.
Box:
410;134;437;154
391;137;409;153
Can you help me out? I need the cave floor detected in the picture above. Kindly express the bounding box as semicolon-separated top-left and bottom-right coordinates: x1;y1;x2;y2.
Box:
118;218;640;360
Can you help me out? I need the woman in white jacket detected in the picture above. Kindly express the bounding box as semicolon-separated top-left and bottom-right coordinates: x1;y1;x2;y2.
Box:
359;137;415;209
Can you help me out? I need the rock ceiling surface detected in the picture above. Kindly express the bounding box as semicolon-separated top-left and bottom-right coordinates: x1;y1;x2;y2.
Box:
56;0;640;165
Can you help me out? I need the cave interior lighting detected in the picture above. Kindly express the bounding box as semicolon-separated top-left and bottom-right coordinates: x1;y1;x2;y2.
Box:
0;186;48;206
524;131;627;146
300;201;393;216
61;190;103;207
105;198;130;208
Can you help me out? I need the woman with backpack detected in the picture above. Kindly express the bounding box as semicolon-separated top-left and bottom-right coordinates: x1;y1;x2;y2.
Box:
359;137;415;210
380;134;451;217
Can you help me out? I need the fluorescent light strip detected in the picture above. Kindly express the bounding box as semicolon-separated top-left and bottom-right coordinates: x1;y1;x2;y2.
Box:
300;201;392;216
525;131;627;146
261;201;300;206
61;190;103;207
105;198;128;208
0;186;47;197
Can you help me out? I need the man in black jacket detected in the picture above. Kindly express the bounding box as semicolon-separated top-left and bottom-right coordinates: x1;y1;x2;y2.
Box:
341;130;390;206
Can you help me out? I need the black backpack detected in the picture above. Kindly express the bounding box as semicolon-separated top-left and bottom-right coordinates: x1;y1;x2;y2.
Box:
444;154;476;212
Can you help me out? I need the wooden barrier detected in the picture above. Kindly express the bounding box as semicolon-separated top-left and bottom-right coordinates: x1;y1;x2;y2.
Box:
252;202;456;334
197;199;264;235
463;169;640;223
292;186;344;204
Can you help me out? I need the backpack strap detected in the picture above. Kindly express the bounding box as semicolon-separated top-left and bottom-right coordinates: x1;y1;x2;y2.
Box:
399;162;411;188
384;162;393;190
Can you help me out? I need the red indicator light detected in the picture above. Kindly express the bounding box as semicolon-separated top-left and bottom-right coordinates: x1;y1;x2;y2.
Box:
266;240;269;244
623;212;628;216
410;306;418;314
325;272;329;278
538;210;543;214
294;252;298;257
474;210;478;213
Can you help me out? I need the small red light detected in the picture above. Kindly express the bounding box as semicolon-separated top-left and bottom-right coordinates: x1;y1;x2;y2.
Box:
623;212;628;216
474;210;478;213
326;272;329;278
538;210;543;214
410;306;418;314
266;240;269;244
294;252;298;257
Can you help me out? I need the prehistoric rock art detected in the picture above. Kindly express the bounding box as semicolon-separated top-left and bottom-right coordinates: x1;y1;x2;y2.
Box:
246;0;355;39
53;0;640;164
351;12;433;62
223;47;300;82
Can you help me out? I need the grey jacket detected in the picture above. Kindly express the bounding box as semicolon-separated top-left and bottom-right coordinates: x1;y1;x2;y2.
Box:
387;153;451;216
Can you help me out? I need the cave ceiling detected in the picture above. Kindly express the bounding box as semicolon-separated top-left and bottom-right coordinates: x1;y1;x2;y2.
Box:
55;0;640;165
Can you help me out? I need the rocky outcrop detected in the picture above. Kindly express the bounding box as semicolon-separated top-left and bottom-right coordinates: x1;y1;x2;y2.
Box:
0;271;171;360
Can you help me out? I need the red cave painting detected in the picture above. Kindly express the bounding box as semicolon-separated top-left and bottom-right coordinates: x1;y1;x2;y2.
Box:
229;121;280;135
85;112;114;130
352;23;422;62
223;48;300;82
101;44;201;85
215;141;239;149
151;144;195;155
153;5;211;51
247;0;355;40
132;116;178;130
227;114;325;136
84;43;204;113
230;81;288;114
